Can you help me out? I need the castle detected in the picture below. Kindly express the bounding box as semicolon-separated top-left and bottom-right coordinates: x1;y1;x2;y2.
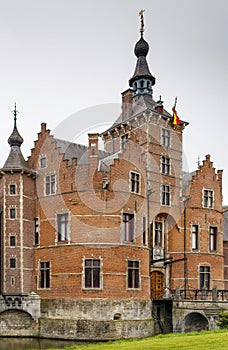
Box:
0;13;227;339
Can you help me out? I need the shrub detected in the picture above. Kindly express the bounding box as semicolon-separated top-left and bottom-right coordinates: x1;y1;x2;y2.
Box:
217;312;228;329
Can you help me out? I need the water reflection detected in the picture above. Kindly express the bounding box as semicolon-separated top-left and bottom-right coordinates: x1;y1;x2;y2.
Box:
0;337;87;350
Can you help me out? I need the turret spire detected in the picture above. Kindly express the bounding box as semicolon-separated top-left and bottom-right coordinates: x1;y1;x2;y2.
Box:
129;11;155;97
2;103;30;171
8;103;23;147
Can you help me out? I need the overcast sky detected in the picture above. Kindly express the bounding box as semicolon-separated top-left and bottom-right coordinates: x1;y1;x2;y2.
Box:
0;0;227;202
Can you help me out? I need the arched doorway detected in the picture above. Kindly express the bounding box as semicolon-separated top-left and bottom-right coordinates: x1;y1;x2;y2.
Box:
151;270;164;299
184;312;209;332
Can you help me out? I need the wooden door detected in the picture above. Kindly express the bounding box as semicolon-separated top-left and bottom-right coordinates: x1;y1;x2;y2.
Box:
151;271;164;299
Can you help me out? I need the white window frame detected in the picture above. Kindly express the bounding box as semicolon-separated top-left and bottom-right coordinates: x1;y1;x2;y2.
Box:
203;188;214;209
57;212;70;242
129;171;141;194
161;184;171;206
82;257;103;290
161;156;170;175
122;212;135;242
45;174;56;196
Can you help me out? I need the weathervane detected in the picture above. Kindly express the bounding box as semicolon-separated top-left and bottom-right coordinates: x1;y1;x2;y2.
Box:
139;9;145;37
12;102;19;126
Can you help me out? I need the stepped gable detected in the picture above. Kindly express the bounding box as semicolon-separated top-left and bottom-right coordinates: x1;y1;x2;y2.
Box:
55;138;110;166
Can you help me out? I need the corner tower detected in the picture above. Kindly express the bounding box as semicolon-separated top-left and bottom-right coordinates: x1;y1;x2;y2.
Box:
0;105;36;301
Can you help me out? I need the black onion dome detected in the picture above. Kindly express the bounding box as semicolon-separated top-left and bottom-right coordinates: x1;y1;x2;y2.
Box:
8;120;23;147
134;37;149;57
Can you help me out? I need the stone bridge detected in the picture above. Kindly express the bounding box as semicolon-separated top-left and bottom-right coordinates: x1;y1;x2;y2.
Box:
172;289;228;333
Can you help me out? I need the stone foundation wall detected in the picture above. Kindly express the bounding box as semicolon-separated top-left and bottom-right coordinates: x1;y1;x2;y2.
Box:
0;298;153;340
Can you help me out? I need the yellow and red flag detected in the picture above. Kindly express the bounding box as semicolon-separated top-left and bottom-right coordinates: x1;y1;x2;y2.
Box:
172;98;181;125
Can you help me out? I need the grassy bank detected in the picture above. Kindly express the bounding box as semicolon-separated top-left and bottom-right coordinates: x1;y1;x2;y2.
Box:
55;330;228;350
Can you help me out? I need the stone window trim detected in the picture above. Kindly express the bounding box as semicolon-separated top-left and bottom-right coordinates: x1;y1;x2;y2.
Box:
9;183;17;196
126;259;141;290
142;215;147;245
45;173;56;196
121;133;129;150
40;155;47;169
153;219;164;248
9;206;16;220
82;257;103;290
37;260;51;290
191;224;199;251
122;211;135;243
161;128;171;150
161;184;171;207
56;212;70;243
198;264;211;290
129;171;141;195
209;225;218;252
34;217;39;246
10;235;16;247
10;257;16;269
161;155;171;175
202;188;214;209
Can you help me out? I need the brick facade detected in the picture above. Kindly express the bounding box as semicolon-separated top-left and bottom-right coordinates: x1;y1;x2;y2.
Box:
0;18;227;339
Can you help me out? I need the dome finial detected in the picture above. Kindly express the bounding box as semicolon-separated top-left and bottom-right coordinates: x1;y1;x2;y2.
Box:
12;102;19;128
139;9;145;37
8;103;23;147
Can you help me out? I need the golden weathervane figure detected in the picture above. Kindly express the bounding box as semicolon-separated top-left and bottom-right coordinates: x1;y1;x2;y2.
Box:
139;9;145;37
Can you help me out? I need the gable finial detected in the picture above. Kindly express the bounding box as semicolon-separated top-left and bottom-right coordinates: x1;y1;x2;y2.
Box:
139;9;145;37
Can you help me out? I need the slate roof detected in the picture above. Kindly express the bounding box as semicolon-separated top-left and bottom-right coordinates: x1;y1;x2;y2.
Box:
2;146;31;171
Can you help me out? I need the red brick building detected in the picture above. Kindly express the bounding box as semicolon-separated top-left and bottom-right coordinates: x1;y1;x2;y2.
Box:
0;14;226;339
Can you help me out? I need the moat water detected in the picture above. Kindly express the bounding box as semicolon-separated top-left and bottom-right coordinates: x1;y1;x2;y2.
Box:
0;337;88;350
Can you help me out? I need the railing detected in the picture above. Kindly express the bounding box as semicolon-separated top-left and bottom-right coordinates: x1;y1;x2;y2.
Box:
173;289;228;302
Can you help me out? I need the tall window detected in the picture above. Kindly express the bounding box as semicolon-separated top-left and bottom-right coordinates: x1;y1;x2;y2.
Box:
199;266;210;289
10;258;16;268
84;259;101;289
191;225;199;250
127;260;139;289
9;184;16;195
39;261;50;288
154;221;163;247
121;134;129;150
45;174;56;195
10;236;16;247
162;129;170;149
57;213;69;242
123;213;134;242
161;156;170;175
203;189;213;208
130;172;140;194
142;216;146;245
209;226;217;251
10;208;16;219
40;156;47;168
34;218;39;246
161;185;170;206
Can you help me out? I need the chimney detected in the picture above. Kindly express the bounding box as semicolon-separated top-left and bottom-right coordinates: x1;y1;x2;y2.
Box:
217;169;223;197
121;89;132;121
154;96;164;114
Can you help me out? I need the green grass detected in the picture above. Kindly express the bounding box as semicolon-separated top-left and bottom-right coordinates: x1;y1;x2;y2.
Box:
50;330;228;350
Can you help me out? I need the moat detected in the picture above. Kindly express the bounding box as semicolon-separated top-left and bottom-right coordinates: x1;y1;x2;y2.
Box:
0;337;87;350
